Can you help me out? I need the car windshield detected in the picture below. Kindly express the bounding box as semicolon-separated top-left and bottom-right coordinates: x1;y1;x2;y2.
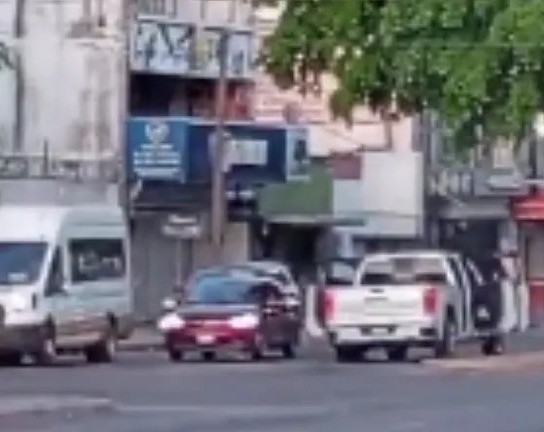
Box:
0;242;47;285
186;275;257;305
229;265;290;285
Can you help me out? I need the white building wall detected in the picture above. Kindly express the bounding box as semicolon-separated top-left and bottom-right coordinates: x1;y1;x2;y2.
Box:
136;0;253;28
0;0;16;153
21;0;125;161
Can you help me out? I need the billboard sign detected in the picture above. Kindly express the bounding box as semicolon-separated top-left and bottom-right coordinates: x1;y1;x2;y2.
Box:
130;20;254;80
127;118;187;181
128;117;308;185
186;121;292;184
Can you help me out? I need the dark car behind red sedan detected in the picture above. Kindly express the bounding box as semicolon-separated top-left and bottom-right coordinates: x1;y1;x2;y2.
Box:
159;272;301;362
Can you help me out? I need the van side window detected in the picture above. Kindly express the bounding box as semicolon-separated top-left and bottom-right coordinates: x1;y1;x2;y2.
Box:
69;239;126;283
45;248;64;296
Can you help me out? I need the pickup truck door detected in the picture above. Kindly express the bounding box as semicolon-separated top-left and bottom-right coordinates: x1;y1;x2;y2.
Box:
447;257;472;335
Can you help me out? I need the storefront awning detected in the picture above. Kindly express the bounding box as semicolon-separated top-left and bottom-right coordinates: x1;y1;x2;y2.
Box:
512;195;544;221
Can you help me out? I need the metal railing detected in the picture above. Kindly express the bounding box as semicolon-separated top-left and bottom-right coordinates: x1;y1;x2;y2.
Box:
0;154;121;183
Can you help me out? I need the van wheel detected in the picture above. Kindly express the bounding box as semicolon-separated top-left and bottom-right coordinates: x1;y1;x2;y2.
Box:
34;330;57;366
86;326;117;364
434;317;456;359
481;335;505;356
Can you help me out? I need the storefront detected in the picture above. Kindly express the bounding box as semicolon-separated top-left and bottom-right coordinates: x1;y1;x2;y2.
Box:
126;117;310;319
512;194;544;326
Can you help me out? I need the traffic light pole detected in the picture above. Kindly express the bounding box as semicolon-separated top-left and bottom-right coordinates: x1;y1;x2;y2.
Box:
210;30;229;263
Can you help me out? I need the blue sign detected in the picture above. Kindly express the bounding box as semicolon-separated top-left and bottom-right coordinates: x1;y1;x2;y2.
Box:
127;118;187;181
186;121;288;185
127;117;309;185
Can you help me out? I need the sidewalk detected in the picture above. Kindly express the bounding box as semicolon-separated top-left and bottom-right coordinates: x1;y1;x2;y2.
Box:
119;325;164;352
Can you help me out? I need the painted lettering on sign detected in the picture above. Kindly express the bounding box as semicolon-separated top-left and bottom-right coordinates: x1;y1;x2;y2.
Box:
227;138;268;167
128;119;187;181
130;20;254;79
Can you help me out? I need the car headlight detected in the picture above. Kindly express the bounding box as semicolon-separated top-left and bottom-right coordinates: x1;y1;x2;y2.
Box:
228;313;259;329
10;293;33;312
157;313;186;332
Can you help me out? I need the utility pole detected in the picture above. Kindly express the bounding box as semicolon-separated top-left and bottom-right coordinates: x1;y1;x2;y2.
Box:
210;30;229;263
13;0;26;152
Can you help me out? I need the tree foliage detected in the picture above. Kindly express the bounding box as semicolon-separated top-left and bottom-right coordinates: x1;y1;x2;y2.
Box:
260;0;544;151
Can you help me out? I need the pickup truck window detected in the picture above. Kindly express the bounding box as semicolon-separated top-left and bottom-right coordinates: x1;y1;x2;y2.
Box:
326;261;356;285
360;257;447;285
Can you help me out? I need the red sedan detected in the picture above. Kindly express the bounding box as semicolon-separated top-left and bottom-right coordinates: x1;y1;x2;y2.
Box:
158;272;301;362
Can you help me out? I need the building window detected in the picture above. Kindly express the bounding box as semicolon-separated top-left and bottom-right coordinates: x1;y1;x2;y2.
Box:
69;239;126;283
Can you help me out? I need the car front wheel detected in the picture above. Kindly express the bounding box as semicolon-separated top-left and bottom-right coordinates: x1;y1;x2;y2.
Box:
168;347;184;362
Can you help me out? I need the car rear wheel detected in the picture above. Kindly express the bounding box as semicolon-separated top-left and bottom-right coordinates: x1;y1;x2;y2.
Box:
481;335;505;356
85;324;117;364
335;346;361;363
386;346;409;362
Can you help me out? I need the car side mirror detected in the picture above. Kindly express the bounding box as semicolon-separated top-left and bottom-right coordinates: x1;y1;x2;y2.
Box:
161;297;178;312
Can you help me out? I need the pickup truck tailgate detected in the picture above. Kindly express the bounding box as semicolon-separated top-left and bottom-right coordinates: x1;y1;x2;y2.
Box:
326;284;433;327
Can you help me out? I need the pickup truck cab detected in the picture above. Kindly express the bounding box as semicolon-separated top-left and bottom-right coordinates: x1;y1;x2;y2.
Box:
323;250;505;362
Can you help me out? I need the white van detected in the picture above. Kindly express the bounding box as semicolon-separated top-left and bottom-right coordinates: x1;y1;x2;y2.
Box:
0;205;133;365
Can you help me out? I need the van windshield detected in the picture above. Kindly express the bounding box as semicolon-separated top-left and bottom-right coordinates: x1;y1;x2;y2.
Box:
0;242;47;285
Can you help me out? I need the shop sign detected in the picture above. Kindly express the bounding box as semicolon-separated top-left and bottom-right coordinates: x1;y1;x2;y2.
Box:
130;20;254;80
127;118;187;181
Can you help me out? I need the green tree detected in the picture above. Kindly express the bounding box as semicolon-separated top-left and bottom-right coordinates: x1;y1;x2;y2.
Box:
260;0;544;151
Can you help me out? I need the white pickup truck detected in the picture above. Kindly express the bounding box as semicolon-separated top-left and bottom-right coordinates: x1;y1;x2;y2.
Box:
323;251;506;362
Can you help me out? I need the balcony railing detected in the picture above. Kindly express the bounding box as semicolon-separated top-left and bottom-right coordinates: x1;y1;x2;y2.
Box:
0;155;120;183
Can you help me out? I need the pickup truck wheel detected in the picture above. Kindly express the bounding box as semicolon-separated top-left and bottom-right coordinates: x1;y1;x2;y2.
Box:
335;346;361;363
481;335;504;356
387;346;408;362
0;352;23;366
281;343;296;359
434;318;456;359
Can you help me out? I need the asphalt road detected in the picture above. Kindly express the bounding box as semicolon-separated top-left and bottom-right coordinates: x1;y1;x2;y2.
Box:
2;337;544;432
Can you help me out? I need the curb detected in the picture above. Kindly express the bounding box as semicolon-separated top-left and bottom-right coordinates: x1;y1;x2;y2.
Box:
119;341;164;352
0;396;113;418
423;351;544;372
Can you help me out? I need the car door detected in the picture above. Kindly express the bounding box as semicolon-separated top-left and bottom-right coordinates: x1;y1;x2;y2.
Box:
44;247;77;345
259;282;287;347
